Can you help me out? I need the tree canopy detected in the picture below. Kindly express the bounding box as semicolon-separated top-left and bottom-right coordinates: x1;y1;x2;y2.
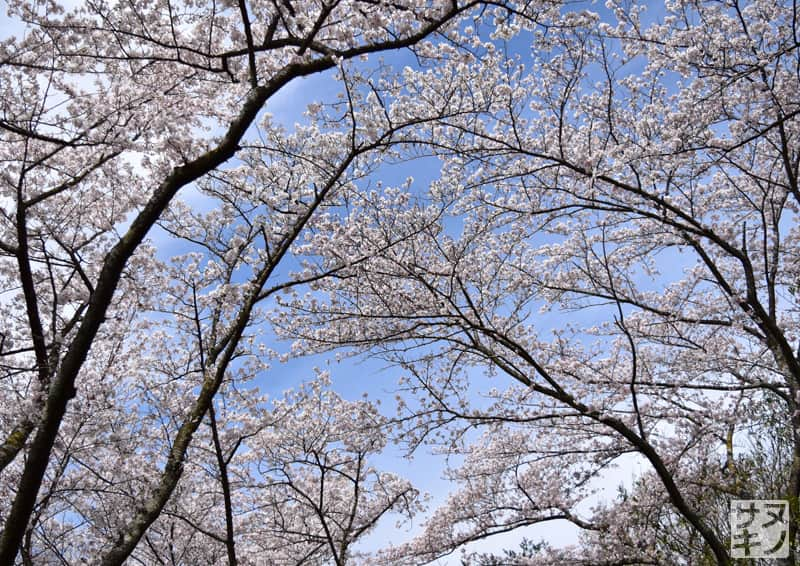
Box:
0;0;798;564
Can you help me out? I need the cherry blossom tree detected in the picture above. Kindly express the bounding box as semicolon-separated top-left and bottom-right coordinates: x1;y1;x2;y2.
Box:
5;0;798;563
276;1;800;564
0;0;552;562
117;372;421;565
235;373;422;566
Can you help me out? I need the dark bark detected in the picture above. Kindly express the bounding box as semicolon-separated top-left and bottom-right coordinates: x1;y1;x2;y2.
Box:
209;405;238;566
